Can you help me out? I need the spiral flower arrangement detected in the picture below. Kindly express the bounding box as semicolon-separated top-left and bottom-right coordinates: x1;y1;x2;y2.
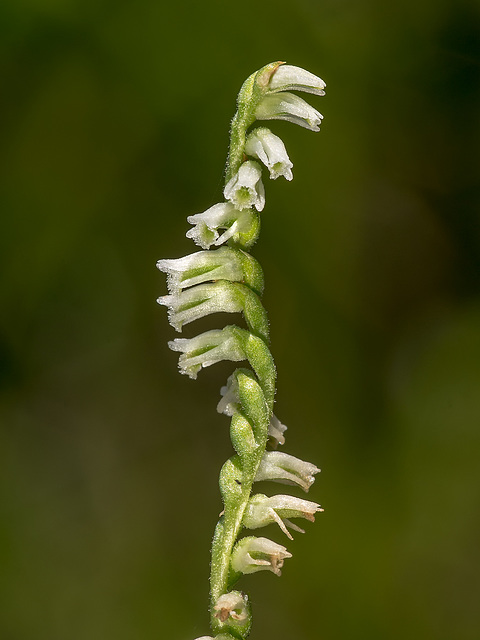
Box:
157;61;326;640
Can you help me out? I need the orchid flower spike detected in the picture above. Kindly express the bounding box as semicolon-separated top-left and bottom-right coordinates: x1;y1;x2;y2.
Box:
156;61;326;640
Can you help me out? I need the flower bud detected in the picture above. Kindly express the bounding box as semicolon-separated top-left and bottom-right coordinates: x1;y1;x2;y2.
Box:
243;493;322;540
186;203;259;250
255;451;320;492
230;536;292;576
245;128;293;181
268;64;326;96
255;92;323;132
224;160;265;212
168;327;246;379
217;374;287;445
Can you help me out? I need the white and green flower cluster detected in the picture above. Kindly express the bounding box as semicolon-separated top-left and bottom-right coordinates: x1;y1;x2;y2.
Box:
157;62;325;640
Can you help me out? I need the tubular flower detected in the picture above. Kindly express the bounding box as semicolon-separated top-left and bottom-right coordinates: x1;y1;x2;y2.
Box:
255;451;320;492
224;161;265;211
245;128;293;181
156;248;245;294
266;64;326;96
158;282;245;332
230;536;292;576
243;493;322;540
255;92;323;132
168;327;246;379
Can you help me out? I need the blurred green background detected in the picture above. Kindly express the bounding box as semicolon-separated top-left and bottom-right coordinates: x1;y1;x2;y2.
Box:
1;1;479;639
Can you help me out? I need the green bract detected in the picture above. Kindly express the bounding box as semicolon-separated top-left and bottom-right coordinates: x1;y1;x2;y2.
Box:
157;61;326;640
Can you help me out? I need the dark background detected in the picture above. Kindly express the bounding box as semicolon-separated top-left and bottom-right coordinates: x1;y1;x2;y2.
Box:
1;1;479;639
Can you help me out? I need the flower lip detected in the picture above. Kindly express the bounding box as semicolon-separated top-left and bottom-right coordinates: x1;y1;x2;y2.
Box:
268;64;326;96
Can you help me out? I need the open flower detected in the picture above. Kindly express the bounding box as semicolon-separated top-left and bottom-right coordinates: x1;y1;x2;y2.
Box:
256;92;323;132
213;591;249;624
158;281;244;332
255;451;320;492
230;536;292;576
169;327;246;379
245;128;293;181
267;64;326;96
224;160;265;211
157;247;245;294
186;202;258;249
243;493;322;540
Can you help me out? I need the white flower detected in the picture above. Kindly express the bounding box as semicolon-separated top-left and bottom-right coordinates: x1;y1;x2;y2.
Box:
186;202;257;249
157;247;244;294
213;591;249;623
158;281;244;332
224;160;265;212
245;128;293;181
168;327;245;379
268;64;326;96
243;493;322;540
255;451;320;492
230;536;292;576
255;92;323;132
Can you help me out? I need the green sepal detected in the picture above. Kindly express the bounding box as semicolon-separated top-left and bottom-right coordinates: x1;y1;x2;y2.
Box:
228;209;261;251
230;282;269;343
231;248;264;296
219;456;244;505
234;369;270;447
230;413;256;460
